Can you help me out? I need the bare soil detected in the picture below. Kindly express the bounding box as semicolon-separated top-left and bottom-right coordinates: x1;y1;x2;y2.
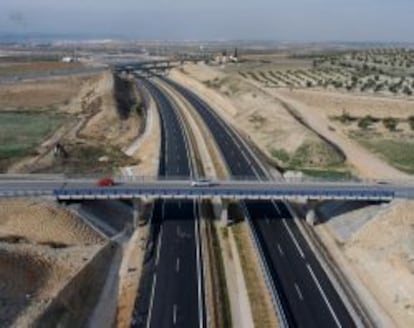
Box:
320;200;414;327
0;199;107;326
0;61;84;76
0;75;91;110
170;64;344;171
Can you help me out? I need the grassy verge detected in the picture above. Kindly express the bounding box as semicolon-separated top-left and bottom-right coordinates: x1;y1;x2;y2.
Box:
232;222;277;328
34;143;136;175
355;137;414;174
300;168;353;179
0;111;65;170
0;111;65;159
204;210;232;328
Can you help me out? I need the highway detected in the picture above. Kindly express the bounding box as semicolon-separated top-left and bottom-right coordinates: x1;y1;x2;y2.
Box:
163;77;356;327
131;79;204;328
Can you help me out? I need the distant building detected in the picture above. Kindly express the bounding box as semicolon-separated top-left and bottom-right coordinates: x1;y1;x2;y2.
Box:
61;56;76;63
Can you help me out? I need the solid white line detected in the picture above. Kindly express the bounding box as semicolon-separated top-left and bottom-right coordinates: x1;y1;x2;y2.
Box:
194;201;204;328
307;263;342;328
156;226;163;266
173;304;177;325
272;200;282;216
277;243;284;256
282;218;305;259
294;283;304;301
146;274;158;328
176;257;180;272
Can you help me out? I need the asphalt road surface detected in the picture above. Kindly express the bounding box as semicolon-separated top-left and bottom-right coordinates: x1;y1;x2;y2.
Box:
131;79;204;328
163;77;356;327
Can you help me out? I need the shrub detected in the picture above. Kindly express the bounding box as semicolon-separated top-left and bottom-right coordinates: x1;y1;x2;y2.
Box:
271;148;290;163
408;116;414;130
383;117;398;131
403;86;413;96
337;111;356;124
358;115;375;130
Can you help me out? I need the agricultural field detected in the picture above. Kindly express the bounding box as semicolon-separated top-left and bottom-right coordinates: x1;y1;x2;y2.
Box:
238;48;414;97
335;113;414;173
0;69;142;174
0;111;65;171
0;61;84;77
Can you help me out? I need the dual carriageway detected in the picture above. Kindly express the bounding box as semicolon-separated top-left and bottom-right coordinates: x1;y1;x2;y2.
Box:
3;64;411;327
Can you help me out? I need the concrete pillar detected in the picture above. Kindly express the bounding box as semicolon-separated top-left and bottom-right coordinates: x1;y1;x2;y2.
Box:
306;209;316;226
211;197;229;226
220;200;229;226
132;199;143;228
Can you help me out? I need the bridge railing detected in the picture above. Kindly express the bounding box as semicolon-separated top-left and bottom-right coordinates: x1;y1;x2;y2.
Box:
2;174;414;186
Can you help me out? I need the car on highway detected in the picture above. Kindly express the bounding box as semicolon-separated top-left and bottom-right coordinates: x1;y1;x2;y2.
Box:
97;177;115;187
191;178;214;187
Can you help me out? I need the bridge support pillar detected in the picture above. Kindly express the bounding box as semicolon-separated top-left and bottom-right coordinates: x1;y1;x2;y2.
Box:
306;209;316;225
132;199;144;228
220;201;229;226
212;197;229;226
305;200;318;226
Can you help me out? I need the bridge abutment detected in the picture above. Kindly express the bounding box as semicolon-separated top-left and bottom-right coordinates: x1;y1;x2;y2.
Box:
132;199;145;228
305;200;319;225
212;197;230;226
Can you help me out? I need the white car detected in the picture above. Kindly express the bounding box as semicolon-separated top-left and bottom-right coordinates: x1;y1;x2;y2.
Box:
191;179;213;187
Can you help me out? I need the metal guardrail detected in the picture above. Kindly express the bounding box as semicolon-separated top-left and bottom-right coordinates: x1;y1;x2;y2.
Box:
3;174;414;185
52;188;396;200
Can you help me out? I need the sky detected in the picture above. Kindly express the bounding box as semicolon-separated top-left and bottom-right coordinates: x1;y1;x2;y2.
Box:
0;0;413;42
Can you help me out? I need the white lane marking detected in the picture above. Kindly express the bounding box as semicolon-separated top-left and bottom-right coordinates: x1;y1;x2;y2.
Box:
194;201;205;328
277;243;284;256
173;304;178;325
282;219;305;259
176;257;180;272
294;283;304;301
307;263;342;328
272;200;282;216
146;274;157;328
155;226;163;266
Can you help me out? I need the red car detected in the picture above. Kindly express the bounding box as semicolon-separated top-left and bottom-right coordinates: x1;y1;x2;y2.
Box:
97;177;115;187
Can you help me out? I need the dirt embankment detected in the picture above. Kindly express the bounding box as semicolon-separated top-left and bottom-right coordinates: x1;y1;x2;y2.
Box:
79;73;143;150
0;199;113;327
9;71;143;174
170;64;344;172
265;88;412;178
320;200;414;327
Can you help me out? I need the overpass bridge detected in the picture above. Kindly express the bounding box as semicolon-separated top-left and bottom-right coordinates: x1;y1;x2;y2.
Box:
0;177;413;201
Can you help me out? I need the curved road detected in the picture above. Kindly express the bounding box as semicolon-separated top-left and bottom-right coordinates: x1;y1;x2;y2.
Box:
131;78;205;328
163;77;356;328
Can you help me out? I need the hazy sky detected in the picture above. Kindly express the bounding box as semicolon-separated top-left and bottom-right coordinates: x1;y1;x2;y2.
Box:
1;0;413;41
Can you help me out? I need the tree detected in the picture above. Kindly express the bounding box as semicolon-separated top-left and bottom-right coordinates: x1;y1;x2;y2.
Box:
358;115;374;130
408;116;414;131
382;117;398;131
403;86;413;96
